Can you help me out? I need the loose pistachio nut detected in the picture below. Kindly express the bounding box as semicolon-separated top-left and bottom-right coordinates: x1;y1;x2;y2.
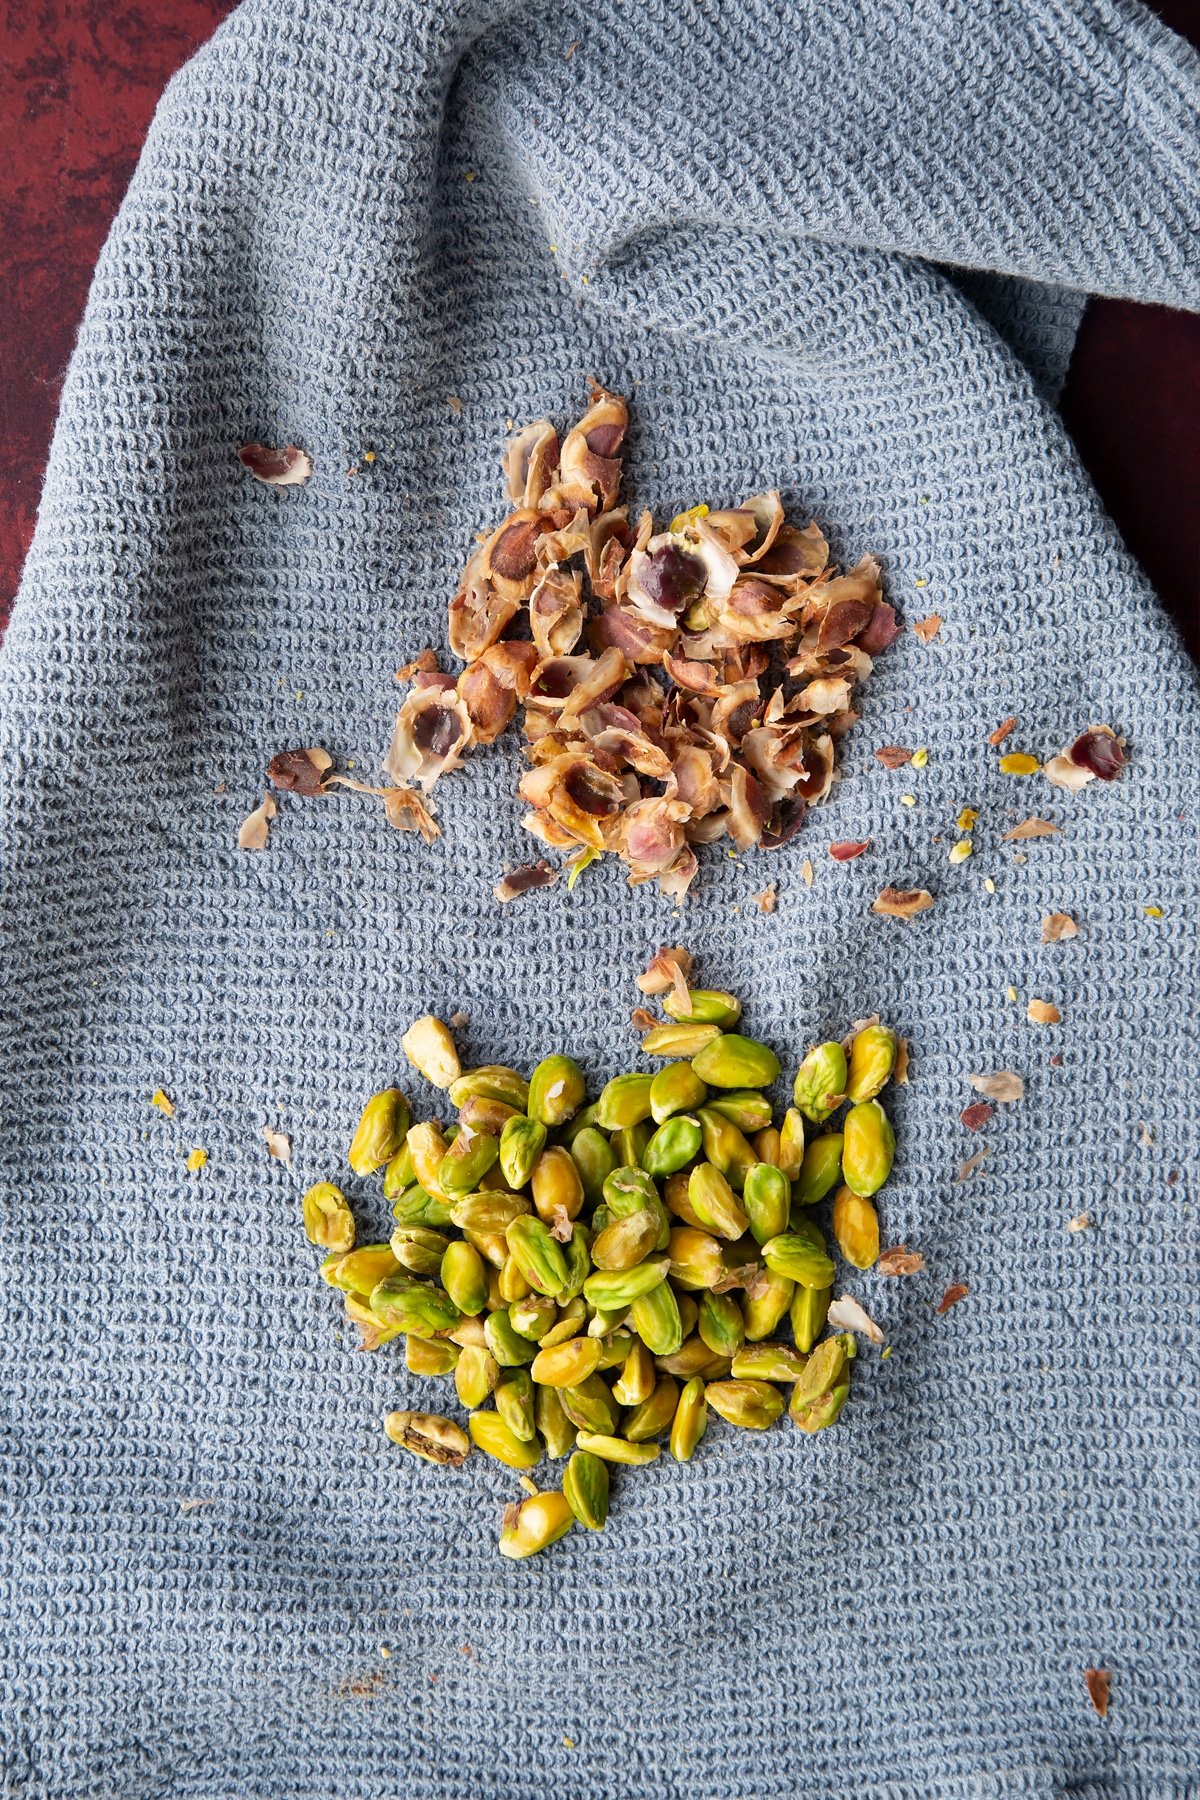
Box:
667;1225;726;1291
439;1240;488;1314
789;1281;831;1354
611;1337;656;1406
530;1145;585;1225
569;1126;616;1203
753;1126;782;1169
390;1183;455;1228
641;1021;723;1057
582;1256;669;1312
696;1110;756;1188
697;1290;746;1358
535;1383;578;1458
302;1181;355;1252
761;1230;836;1291
741;1267;796;1341
641;1115;703;1177
449;1190;530;1232
530;1335;603;1387
791;1378;850;1433
469;1409;541;1469
401;1015;461;1090
707;1090;773;1132
391;1226;450;1277
498;1253;531;1305
610;1122;652;1167
448;1065;529;1112
508;1293;557;1341
438;1130;500;1197
596;1073;655;1131
498;1115;547;1189
741;1162;790;1246
663;986;743;1027
382;1143;415;1200
495;1366;537;1441
455;1343;499;1408
845;1023;897;1103
559;1372;620;1435
505;1214;570;1296
527;1054;586;1128
687;1163;750;1240
791;1132;844;1209
446;1313;487;1348
349;1088;412;1175
792;1041;848;1123
840;1100;895;1198
622;1374;680;1441
498;1490;574;1558
556;1224;593;1304
591;1209;662;1272
655;1336;732;1379
484;1309;538;1367
831;1184;881;1270
730;1342;808;1382
370;1274;461;1336
405;1335;461;1377
692;1034;780;1089
383;1409;470;1465
406;1121;450;1198
573;1431;661;1467
777;1107;806;1180
704;1378;784;1430
649;1061;709;1125
791;1332;856;1406
331;1243;400;1295
628;1279;684;1357
670;1375;708;1461
563;1448;609;1529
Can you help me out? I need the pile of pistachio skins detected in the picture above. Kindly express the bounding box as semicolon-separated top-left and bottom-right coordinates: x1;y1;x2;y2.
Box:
304;980;900;1559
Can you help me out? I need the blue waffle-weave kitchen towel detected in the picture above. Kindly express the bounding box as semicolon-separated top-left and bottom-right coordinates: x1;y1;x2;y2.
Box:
1;1;1198;1794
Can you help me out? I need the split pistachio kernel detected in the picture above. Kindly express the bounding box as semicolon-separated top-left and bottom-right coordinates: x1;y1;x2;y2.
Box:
401;1015;462;1090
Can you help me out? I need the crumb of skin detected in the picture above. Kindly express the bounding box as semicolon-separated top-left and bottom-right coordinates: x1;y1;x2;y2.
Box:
753;883;777;912
987;717;1016;746
1067;1213;1091;1232
936;1282;969;1314
446;395;463;415
955;1147;991;1182
911;614;942;643
1085;1668;1111;1719
1027;997;1062;1024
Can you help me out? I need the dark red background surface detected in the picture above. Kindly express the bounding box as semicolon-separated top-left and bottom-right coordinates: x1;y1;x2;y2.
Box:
1;2;1197;655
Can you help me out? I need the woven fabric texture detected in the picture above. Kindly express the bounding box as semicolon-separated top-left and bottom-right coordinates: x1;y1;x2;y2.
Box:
1;1;1198;1794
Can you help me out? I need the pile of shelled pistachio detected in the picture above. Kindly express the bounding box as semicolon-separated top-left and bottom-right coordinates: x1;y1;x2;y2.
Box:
303;959;900;1558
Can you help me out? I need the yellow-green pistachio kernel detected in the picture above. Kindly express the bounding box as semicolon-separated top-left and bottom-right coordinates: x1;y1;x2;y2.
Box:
622;1373;680;1441
591;1209;662;1271
831;1184;881;1269
777;1107;806;1180
457;1094;521;1137
446;1313;487;1348
667;1225;726;1291
840;1100;895;1198
434;1240;487;1315
704;1378;785;1430
641;1114;703;1177
610;1121;652;1167
573;1431;661;1467
649;1061;709;1125
448;1065;530;1112
675;1291;699;1339
348;1088;412;1175
530;1145;585;1225
455;1343;499;1409
596;1073;656;1131
582;1256;670;1312
730;1341;808;1382
611;1337;656;1406
302;1181;355;1252
791;1132;844;1208
594;1330;635;1371
469;1409;541;1470
437;1130;500;1197
556;1224;593;1304
788;1282;832;1354
330;1242;400;1296
559;1099;601;1146
845;1023;897;1103
791;1377;851;1433
662;1171;706;1229
484;1309;538;1367
707;1090;773;1132
692;1034;780;1089
761;1230;836;1291
530;1335;603;1387
498;1253;531;1305
404;1333;460;1376
382;1143;415;1200
344;1291;401;1348
535;1296;587;1348
390;1183;454;1228
369;1274;461;1336
696;1110;756;1189
791;1332;856;1407
641;1021;723;1058
563;1448;609;1529
504;1214;570;1296
687;1163;751;1240
390;1225;451;1277
628;1279;684;1357
741;1162;791;1246
569;1126;617;1203
535;1383;578;1457
498;1489;574;1558
405;1121;450;1198
670;1375;708;1461
697;1290;746;1358
559;1372;620;1435
449;1190;531;1232
494;1366;537;1441
655;1336;732;1379
508;1293;557;1341
498;1115;547;1189
401;1015;461;1090
741;1268;796;1341
753;1125;782;1168
383;1409;470;1465
527;1054;586;1128
319;1250;346;1288
663;987;743;1028
792;1041;848;1123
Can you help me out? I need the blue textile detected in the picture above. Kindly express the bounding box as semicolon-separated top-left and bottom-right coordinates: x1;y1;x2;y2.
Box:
1;1;1198;1793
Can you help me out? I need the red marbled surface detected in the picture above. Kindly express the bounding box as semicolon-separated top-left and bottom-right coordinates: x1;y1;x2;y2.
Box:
0;1;1196;653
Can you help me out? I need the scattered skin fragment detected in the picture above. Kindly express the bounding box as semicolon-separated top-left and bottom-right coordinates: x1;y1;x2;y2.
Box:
1003;817;1059;841
967;1071;1024;1102
237;793;277;851
396;650;440;681
1027;998;1062;1024
631;1007;658;1032
999;752;1040;776
186;1148;208;1173
326;776;440;844
753;883;777;912
564;37;580;57
1041;912;1078;943
1067;1213;1091;1233
178;1497;215;1514
263;1126;292;1166
830;839;871;861
238;443;312;485
960;1102;994;1131
826;1294;885;1344
987;717;1016;746
268;748;332;795
893;1039;910;1085
955;1146;991;1182
1138;1124;1153;1147
151;1089;175;1118
636;947;692;1006
1045;726;1127;793
494;861;560;903
912;614;942;644
875;745;913;768
446;396;463;415
1085;1669;1111;1719
871;885;934;918
878;1245;925;1276
801;859;815;887
936;1282;969;1314
450;1011;470;1029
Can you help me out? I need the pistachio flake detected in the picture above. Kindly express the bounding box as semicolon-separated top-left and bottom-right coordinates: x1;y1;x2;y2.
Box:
1084;1668;1111;1719
911;614;942;644
878;1246;925;1276
263;1126;292;1166
955;1147;991;1182
875;745;913;768
826;1294;885;1344
871;885;935;918
753;883;777;912
237;793;277;851
1067;1213;1091;1233
268;747;332;795
1027;997;1062;1024
829;839;871;861
238;443;312;485
967;1070;1024;1103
